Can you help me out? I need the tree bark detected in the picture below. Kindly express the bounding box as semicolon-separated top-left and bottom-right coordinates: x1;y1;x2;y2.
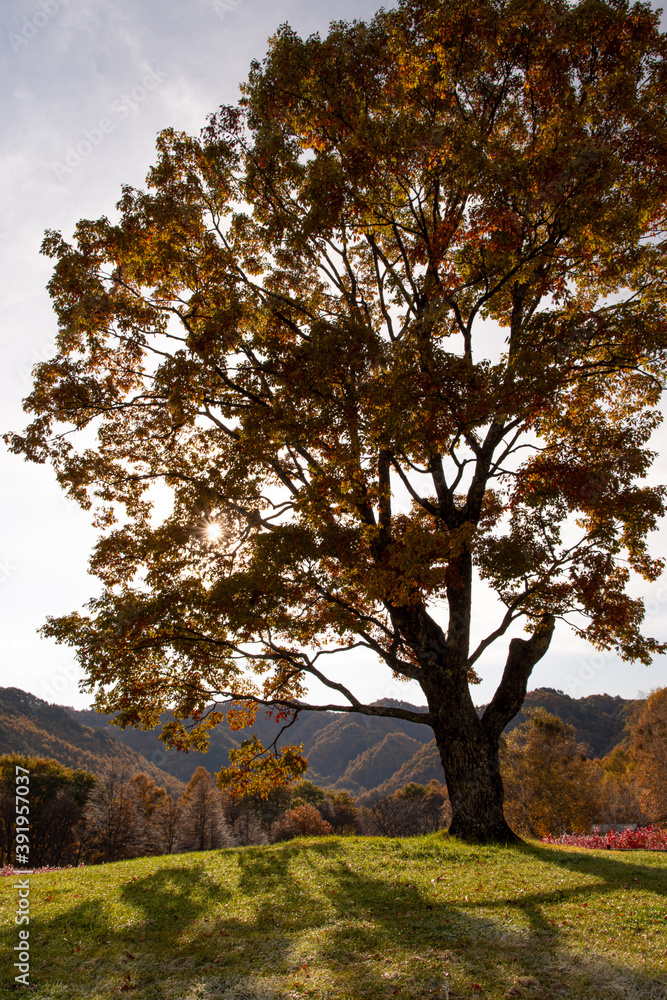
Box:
424;615;556;843
431;680;517;842
481;616;556;744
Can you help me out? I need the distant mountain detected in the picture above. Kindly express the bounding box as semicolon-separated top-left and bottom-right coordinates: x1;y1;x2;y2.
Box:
0;685;638;800
0;688;184;796
68;697;435;789
299;707;432;786
333;731;423;793
502;688;637;758
72;705;240;783
355;688;638;802
69;688;638;789
363;740;447;801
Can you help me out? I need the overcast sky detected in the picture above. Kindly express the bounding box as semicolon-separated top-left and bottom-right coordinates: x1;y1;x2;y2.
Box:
1;0;666;714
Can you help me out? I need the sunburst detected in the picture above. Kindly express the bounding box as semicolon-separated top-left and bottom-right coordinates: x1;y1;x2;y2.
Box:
205;522;223;543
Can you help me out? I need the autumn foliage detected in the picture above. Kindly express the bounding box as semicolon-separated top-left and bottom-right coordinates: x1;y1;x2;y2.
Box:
501;710;600;837
271;804;333;841
8;0;667;841
628;688;667;823
0;754;94;868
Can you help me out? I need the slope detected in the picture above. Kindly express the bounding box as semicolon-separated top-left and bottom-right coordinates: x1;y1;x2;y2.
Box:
0;688;184;796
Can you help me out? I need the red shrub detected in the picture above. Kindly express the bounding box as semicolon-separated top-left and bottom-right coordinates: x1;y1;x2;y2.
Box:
542;826;667;851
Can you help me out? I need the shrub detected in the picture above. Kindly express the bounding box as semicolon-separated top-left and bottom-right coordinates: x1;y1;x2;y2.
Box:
271;804;332;842
542;825;667;851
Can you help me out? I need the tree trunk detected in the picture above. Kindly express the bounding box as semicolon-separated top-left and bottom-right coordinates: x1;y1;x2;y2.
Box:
391;537;555;843
424;615;556;843
432;686;517;843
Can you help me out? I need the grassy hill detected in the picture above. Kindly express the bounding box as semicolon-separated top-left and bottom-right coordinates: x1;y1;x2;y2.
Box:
0;835;664;999
0;688;183;796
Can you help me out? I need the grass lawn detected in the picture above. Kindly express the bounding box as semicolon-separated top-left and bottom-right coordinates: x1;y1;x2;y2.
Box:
0;834;665;999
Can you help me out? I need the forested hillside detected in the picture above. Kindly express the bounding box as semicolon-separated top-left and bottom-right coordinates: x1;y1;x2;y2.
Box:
0;686;637;797
70;688;641;789
0;688;183;795
504;688;637;757
71;697;436;788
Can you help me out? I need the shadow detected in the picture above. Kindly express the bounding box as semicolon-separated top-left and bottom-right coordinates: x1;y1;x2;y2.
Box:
118;860;233;929
0;837;665;998
519;840;667;889
259;836;667;1000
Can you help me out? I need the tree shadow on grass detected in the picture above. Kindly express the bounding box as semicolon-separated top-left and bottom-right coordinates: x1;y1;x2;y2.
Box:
0;847;342;998
240;838;667;1000
189;837;667;999
1;839;665;999
1;860;238;996
519;839;667;890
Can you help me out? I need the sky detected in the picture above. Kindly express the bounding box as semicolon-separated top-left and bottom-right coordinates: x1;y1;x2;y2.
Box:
1;0;666;715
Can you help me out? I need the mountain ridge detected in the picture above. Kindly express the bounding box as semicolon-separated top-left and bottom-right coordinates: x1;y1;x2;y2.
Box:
0;686;638;797
0;687;184;796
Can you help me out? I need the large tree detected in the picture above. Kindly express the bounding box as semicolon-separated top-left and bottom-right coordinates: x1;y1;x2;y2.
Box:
8;0;667;841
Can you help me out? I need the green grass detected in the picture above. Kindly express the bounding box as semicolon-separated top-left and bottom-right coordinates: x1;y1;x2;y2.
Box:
0;835;666;999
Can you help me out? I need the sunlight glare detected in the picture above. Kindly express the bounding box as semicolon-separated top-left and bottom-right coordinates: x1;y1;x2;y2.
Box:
206;522;223;543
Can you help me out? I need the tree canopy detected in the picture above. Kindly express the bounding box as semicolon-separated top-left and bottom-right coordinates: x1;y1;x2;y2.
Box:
0;754;95;867
8;0;667;840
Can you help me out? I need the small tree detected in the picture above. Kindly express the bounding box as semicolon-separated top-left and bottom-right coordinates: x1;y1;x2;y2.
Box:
320;790;359;835
218;784;290;845
0;754;95;867
84;766;137;862
221;797;268;847
597;744;647;828
177;767;229;851
245;784;293;835
271;804;333;842
397;781;449;833
151;792;181;854
290;781;326;811
501;709;600;837
129;773;172;855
